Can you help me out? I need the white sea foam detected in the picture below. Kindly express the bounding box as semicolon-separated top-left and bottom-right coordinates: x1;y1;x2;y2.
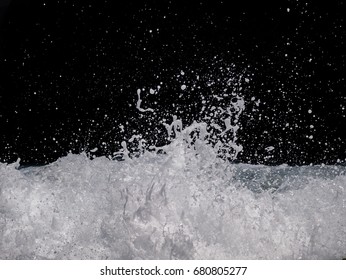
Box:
0;66;345;259
0;143;345;259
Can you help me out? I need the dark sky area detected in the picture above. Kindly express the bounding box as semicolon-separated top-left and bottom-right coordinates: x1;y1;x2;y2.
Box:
0;0;345;166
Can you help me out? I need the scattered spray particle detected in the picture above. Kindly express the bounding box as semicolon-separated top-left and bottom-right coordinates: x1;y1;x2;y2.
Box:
136;89;154;113
265;146;275;152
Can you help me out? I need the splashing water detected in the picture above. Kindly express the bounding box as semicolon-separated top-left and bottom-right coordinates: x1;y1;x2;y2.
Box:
0;65;345;259
1;153;345;259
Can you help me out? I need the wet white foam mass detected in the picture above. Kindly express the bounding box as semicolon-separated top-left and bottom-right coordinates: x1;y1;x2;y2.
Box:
1;66;345;260
1;151;346;260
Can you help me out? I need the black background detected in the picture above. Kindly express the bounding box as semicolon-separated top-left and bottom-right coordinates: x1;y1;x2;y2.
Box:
0;0;345;166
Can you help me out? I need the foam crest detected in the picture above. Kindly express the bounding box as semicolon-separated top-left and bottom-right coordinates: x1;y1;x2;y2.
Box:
0;154;345;259
1;64;345;260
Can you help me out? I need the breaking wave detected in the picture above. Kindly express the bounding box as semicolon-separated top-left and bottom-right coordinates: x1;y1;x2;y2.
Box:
0;65;345;259
1;151;345;259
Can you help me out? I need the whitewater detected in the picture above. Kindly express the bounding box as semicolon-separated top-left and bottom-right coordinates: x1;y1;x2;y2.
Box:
1;150;345;259
0;67;345;259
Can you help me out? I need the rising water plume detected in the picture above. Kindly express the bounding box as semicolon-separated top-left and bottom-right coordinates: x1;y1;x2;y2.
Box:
0;65;345;259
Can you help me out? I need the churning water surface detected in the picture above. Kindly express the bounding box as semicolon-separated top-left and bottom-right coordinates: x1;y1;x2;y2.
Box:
1;68;345;259
1;134;345;259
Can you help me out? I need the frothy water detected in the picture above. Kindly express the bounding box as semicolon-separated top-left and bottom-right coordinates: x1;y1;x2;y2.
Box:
1;66;345;259
1;143;345;259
